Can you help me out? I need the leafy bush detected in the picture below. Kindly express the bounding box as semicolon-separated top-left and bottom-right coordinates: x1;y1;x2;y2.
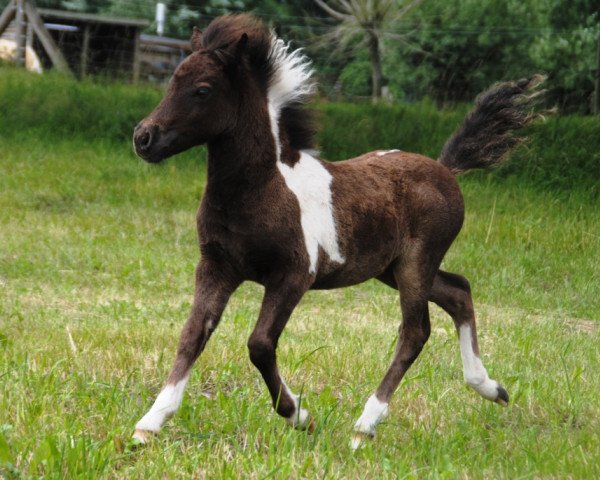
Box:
1;68;598;192
338;60;371;98
0;69;162;142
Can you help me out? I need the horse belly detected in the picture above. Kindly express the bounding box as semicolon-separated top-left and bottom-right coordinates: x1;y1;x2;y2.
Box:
311;262;390;289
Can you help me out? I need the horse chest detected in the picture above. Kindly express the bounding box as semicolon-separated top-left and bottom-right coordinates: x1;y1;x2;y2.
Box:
198;202;306;279
199;156;348;278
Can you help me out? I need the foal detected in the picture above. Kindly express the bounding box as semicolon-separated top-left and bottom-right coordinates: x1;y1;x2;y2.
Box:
132;14;543;447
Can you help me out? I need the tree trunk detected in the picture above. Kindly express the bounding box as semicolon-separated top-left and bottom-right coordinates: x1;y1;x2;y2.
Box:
367;29;382;102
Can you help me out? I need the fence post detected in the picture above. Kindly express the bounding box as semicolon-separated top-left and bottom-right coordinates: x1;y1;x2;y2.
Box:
0;1;17;36
132;29;141;83
14;0;26;67
595;35;600;115
23;0;71;74
80;24;90;77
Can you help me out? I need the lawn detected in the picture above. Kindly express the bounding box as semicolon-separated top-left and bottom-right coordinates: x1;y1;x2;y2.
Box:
1;134;599;478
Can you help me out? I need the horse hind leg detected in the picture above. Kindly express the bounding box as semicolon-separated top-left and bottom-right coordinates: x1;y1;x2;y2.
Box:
429;270;508;405
352;255;436;449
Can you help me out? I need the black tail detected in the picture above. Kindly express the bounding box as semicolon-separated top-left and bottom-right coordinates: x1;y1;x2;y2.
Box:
439;75;547;175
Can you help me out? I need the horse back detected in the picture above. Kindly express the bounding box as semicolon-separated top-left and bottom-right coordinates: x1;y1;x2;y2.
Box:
311;151;465;288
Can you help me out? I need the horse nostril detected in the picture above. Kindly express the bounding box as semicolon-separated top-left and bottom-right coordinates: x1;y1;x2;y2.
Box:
135;125;157;152
140;131;151;149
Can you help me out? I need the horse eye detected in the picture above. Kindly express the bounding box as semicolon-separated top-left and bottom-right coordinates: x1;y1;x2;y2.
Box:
195;87;212;98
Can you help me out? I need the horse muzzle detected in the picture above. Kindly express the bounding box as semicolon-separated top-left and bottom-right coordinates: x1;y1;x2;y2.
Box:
133;123;164;163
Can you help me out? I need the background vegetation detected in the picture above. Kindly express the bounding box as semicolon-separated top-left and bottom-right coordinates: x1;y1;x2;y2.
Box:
0;64;599;478
1;66;599;192
1;0;598;112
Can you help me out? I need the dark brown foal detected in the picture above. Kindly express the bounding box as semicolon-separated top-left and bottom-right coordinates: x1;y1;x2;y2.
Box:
131;14;544;446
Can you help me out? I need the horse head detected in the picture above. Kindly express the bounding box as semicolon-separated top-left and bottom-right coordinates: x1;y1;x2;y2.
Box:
133;25;249;163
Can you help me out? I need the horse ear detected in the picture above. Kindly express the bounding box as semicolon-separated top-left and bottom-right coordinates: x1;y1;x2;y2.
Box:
191;27;202;51
213;33;248;65
234;33;249;58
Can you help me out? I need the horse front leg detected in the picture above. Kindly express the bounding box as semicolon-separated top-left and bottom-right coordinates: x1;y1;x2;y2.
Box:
247;275;314;431
352;254;437;449
133;260;240;443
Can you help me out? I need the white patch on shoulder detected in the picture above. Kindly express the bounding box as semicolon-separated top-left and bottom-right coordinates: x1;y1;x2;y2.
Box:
135;374;190;433
265;34;343;274
376;149;401;157
277;152;345;274
459;324;499;400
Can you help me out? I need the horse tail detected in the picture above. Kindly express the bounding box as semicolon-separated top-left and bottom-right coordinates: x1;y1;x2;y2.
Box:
438;75;547;175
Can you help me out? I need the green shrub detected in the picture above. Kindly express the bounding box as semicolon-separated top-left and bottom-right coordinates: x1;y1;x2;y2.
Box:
338;60;371;97
317;101;600;194
0;69;162;142
1;67;598;192
316;100;466;160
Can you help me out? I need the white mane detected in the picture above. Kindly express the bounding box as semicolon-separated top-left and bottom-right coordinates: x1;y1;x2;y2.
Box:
268;35;316;111
267;35;316;161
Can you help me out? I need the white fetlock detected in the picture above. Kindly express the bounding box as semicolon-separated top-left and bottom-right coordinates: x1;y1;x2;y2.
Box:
286;406;315;432
134;375;190;442
350;394;389;450
282;381;315;432
465;374;500;401
458;325;509;404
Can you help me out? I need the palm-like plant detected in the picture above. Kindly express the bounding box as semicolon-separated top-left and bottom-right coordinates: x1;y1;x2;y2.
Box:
314;0;422;101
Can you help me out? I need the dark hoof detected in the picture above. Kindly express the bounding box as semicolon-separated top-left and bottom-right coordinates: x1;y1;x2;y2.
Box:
495;385;509;406
306;416;316;434
292;415;316;434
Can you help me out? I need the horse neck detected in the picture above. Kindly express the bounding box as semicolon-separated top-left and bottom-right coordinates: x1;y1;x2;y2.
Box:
205;97;281;201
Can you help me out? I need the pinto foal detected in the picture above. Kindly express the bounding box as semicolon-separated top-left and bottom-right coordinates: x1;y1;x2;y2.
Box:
132;14;542;447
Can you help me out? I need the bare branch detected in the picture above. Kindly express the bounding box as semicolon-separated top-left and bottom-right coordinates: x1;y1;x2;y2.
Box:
398;0;424;18
314;0;352;21
338;0;354;12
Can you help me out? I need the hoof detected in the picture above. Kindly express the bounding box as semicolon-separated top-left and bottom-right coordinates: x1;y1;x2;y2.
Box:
286;406;315;432
350;431;373;451
305;416;316;434
132;429;155;445
495;385;509;406
291;414;316;434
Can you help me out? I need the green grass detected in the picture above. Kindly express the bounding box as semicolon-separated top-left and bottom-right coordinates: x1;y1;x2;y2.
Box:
1;135;599;479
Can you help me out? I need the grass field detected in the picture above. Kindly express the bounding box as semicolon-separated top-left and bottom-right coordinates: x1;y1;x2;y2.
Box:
1;129;599;477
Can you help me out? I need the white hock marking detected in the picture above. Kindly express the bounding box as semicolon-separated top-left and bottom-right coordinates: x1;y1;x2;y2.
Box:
277;152;345;274
459;324;499;400
351;394;389;449
376;149;401;157
282;380;311;429
135;374;190;435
